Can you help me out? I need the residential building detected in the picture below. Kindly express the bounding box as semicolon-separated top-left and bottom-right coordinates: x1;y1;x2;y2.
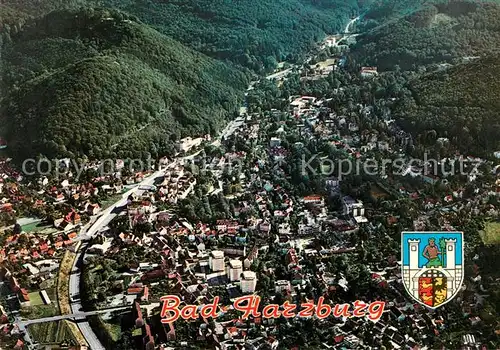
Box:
286;249;299;266
241;271;257;294
269;137;281;148
278;223;291;235
275;280;291;293
209;250;225;272
303;195;324;206
216;220;239;233
360;66;378;78
228;260;243;282
258;220;271;235
342;196;367;223
342;196;363;216
325;177;340;189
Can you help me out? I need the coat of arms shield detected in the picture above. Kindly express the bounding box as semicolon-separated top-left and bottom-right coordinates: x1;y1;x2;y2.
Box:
401;231;464;309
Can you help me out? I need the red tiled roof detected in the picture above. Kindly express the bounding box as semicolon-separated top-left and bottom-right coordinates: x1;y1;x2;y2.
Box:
20;289;30;301
127;287;143;295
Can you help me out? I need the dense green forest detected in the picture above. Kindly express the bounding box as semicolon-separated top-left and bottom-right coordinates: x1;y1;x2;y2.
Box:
1;0;86;14
346;0;500;155
2;0;499;160
2;0;365;73
395;55;500;156
360;0;429;26
0;0;86;32
1;8;248;160
0;0;368;161
352;0;500;70
92;0;362;73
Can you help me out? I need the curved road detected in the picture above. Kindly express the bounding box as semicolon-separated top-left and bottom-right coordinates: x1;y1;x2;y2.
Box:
345;16;360;34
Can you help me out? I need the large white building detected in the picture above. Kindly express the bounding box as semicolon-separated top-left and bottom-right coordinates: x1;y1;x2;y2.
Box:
209;250;225;272
342;196;367;223
241;271;257;294
228;259;243;282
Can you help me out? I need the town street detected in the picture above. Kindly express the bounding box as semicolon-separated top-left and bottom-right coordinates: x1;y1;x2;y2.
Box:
17;306;129;328
68;168;166;349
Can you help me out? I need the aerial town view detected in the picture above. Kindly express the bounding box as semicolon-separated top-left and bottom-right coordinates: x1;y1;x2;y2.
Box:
0;0;499;349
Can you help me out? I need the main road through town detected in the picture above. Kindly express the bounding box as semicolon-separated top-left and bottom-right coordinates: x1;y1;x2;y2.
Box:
68;147;223;349
69;167;165;349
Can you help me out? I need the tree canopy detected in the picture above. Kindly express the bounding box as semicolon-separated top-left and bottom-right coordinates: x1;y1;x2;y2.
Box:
1;8;248;160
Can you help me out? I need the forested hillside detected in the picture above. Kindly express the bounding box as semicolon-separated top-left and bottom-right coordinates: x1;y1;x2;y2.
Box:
361;0;428;25
93;0;362;72
0;0;369;161
347;0;500;155
395;55;500;155
1;8;248;160
0;0;86;33
352;0;500;70
1;0;86;14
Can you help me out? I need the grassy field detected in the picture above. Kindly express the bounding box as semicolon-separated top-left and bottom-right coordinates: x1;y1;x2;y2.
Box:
20;304;58;319
21;221;51;233
40;277;58;291
132;327;142;337
104;321;122;342
29;320;79;344
100;194;124;210
20;285;59;320
481;221;500;245
28;292;44;306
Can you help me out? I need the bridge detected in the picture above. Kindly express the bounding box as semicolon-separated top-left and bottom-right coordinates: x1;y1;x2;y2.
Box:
16;306;130;328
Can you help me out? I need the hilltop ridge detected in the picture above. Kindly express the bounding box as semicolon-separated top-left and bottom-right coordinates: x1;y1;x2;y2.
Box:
1;8;248;160
352;0;500;70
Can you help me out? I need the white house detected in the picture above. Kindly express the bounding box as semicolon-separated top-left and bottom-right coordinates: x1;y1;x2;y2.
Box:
228;260;242;282
269;137;281;148
325;177;340;188
342;196;367;223
241;271;257;294
361;66;378;78
209;250;225;272
278;223;291;235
